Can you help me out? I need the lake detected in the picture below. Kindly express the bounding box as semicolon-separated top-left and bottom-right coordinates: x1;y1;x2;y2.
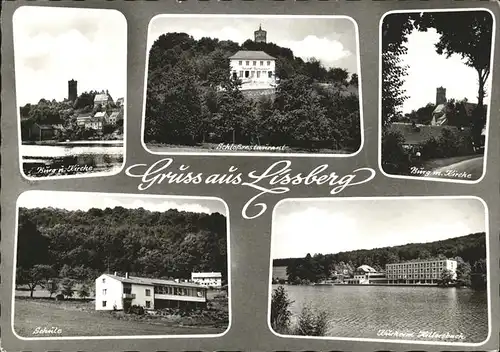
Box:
21;141;124;177
273;284;488;343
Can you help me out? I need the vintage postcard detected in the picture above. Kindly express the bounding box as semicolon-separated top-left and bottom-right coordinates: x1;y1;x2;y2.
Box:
13;6;127;179
142;15;363;156
270;197;489;345
12;191;230;339
380;9;495;183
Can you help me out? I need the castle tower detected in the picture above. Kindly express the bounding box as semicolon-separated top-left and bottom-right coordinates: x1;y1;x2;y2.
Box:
68;79;77;102
254;24;267;43
436;86;446;105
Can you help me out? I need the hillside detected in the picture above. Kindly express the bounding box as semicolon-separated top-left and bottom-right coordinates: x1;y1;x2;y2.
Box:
145;33;361;152
17;207;228;282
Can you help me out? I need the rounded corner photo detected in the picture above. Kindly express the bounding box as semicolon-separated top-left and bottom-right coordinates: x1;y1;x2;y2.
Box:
142;14;363;156
380;9;494;183
13;6;127;179
268;197;489;344
12;191;230;339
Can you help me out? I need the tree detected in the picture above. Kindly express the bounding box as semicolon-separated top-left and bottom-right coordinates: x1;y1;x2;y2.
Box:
439;269;455;286
270;286;294;334
414;11;493;143
328;67;349;85
78;284;90;299
60;278;75;298
294;304;329;336
349;73;358;87
455;256;472;286
16;264;55;298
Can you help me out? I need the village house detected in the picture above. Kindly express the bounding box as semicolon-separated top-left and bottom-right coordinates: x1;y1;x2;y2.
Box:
116;97;124;107
94;111;110;124
345;265;388;285
95;273;208;311
191;272;223;288
77;113;104;131
229;50;276;90
27;123;56;141
93;90;114;108
108;110;123;125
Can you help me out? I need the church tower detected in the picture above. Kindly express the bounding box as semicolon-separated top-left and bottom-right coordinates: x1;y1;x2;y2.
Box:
68;79;78;102
254;24;267;43
436;86;447;106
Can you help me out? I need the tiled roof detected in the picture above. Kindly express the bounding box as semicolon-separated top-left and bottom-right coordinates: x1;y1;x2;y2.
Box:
104;274;208;289
229;50;276;60
94;111;107;118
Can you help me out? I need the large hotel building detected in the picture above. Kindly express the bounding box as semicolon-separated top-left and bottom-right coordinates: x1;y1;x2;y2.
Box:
385;259;457;284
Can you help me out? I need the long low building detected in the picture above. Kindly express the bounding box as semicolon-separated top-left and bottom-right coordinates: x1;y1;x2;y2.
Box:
386;259;457;284
191;272;222;288
95;273;208;311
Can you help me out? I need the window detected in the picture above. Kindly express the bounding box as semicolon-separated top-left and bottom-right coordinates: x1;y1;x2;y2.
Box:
245;71;250;78
145;301;151;308
145;289;151;296
239;71;243;78
257;71;261;78
251;71;255;77
260;61;263;66
102;289;107;295
102;278;106;283
232;72;237;80
253;61;256;66
239;61;242;65
102;301;107;307
267;61;271;66
268;71;272;78
246;61;249;65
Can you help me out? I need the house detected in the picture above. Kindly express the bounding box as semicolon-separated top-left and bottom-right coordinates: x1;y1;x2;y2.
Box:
95;272;208;311
191;272;222;288
228;50;276;90
28;124;56;141
116;97;124;107
76;113;103;131
345;265;387;285
94;90;114;107
94;111;109;124
108;110;123;125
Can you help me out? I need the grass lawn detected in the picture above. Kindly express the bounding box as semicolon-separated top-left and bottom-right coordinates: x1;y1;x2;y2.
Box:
14;297;227;337
146;142;352;154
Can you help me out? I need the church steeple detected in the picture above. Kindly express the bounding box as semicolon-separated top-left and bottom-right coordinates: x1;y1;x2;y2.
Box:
254;24;267;43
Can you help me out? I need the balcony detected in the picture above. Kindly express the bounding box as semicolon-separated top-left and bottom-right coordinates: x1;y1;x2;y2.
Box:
122;293;136;299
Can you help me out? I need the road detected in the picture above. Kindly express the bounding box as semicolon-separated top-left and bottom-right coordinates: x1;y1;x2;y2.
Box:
426;156;484;180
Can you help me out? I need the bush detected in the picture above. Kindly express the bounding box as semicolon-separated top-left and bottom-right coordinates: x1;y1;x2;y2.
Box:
293;304;329;336
381;130;410;174
270;286;294;334
129;304;145;315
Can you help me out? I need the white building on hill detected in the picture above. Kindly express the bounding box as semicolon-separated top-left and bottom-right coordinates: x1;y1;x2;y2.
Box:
191;272;222;288
95;272;208;311
229;50;276;90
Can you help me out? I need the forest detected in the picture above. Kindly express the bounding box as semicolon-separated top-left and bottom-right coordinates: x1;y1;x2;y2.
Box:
273;232;487;287
144;33;360;152
16;206;228;297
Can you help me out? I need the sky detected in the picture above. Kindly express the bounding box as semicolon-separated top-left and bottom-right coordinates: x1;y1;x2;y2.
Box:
13;6;127;106
148;16;359;75
271;198;486;259
399;28;493;114
17;191;227;215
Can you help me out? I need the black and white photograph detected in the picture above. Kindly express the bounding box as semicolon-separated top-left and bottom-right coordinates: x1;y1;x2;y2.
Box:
13;191;230;338
380;9;495;182
269;197;489;344
13;6;127;179
143;15;362;155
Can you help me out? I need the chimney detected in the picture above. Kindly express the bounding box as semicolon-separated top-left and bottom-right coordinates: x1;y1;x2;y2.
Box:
125;272;129;279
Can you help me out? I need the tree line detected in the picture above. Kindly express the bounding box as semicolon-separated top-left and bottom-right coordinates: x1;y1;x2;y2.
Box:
16;206;228;298
273;232;487;288
145;33;360;152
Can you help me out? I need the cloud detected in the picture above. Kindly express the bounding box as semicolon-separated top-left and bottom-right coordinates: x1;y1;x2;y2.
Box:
277;35;352;68
272;207;358;258
17;191;215;214
13;7;127;105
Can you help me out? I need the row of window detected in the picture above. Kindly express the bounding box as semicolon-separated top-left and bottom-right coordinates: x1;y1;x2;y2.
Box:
101;300;151;308
154;285;204;297
238;60;271;66
387;267;447;273
387;261;451;268
387;274;441;279
234;70;274;79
